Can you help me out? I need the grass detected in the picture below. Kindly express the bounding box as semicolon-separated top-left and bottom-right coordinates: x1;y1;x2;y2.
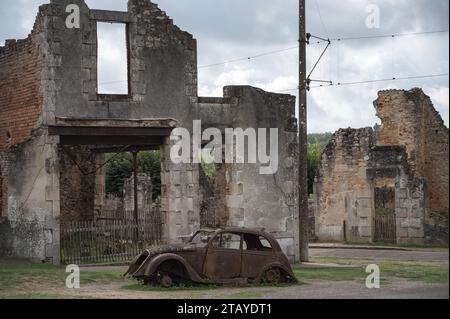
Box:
343;241;448;250
296;257;450;284
0;262;129;292
0;257;447;298
294;267;366;282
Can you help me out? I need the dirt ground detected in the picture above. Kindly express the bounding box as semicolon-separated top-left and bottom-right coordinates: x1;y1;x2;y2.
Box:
47;277;449;299
1;248;448;299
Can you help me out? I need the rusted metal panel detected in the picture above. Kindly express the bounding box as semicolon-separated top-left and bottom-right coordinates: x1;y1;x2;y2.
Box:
126;228;297;287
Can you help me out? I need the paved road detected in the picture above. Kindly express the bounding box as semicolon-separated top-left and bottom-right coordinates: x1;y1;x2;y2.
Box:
310;248;449;263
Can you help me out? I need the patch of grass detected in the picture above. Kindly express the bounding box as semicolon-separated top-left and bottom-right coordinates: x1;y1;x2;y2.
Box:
294;267;366;282
0;263;66;291
82;270;128;284
0;262;129;292
344;241;448;249
379;261;449;283
299;257;449;284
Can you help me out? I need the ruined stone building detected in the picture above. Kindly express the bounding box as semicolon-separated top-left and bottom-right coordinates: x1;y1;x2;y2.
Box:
314;88;449;245
0;0;299;264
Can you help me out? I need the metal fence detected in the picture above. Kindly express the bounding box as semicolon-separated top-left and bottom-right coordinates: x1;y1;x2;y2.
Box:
373;215;397;244
61;218;163;265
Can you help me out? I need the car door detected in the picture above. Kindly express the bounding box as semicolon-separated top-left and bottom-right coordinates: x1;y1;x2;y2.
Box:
241;233;276;279
204;232;242;280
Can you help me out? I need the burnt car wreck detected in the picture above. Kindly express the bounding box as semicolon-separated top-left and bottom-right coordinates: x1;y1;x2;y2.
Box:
125;228;298;287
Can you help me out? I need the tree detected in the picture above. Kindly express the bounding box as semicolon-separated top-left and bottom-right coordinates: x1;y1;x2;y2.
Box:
105;151;161;200
307;133;332;195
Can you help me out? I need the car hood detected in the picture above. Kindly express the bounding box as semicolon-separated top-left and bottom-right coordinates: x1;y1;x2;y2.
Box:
144;244;200;256
125;243;203;276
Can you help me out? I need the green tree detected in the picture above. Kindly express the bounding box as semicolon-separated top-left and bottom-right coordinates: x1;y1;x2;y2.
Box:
307;133;332;195
307;142;323;195
105;151;161;199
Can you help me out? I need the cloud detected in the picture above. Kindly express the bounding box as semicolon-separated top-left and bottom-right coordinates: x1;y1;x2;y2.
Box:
1;0;448;133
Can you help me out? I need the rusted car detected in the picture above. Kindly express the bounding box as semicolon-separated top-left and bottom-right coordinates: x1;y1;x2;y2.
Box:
125;228;298;287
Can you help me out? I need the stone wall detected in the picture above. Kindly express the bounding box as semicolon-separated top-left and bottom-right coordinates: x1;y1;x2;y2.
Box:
0;130;60;263
315;128;374;242
375;89;449;244
376;91;449;207
315;89;448;245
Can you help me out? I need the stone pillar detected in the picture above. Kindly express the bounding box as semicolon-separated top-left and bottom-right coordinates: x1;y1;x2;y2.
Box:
160;137;200;243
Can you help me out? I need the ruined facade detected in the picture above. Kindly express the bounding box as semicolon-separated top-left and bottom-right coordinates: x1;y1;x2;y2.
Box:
314;88;449;245
0;0;299;264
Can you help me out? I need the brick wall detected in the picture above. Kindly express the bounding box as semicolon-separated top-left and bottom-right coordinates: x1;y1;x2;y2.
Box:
0;38;43;149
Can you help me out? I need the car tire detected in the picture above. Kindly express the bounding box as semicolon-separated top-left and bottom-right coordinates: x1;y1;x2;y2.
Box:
262;268;282;284
158;273;174;288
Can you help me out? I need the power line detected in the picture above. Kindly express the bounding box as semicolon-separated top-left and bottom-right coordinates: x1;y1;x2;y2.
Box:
197;30;447;70
273;74;449;92
331;30;448;42
100;73;450;92
98;30;449;84
311;74;450;88
198;45;300;69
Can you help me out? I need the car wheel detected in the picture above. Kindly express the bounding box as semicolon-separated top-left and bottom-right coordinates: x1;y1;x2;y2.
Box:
158;273;174;288
262;268;282;284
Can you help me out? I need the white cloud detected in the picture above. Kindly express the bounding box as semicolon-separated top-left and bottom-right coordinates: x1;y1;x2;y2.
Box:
1;0;448;132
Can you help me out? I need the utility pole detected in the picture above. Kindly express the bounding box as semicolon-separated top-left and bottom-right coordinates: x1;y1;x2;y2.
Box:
299;0;309;262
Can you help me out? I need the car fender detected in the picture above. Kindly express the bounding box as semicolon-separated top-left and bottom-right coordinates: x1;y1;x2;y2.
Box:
143;253;205;283
255;261;298;283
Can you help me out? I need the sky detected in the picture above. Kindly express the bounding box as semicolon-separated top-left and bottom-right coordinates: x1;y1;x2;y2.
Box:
1;0;448;133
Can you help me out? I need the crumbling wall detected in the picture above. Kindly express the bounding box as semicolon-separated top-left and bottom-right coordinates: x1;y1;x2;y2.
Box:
1;0;301;262
375;89;449;244
193;86;299;261
315;128;375;242
46;0;197;124
315;89;447;245
0;5;61;263
0;28;44;148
